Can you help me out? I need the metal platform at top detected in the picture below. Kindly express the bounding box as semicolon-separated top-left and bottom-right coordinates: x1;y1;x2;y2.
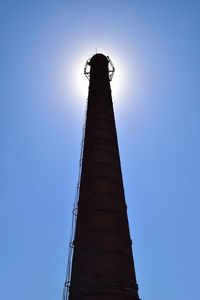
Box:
84;54;115;81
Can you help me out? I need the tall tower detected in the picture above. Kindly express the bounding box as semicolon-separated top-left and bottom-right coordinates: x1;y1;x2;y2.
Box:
64;54;140;300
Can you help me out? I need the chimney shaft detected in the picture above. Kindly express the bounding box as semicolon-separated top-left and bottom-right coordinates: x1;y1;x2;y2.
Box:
68;54;140;300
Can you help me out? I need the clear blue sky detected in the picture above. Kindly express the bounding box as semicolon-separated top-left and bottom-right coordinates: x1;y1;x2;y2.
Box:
1;1;200;299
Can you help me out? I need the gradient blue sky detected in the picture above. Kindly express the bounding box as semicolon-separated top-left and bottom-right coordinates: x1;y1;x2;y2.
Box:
1;1;200;299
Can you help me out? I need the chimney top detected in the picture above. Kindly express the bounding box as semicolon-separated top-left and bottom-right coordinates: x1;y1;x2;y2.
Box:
89;53;108;66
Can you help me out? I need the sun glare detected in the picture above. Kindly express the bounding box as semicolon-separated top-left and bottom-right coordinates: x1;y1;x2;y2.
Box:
67;49;128;105
62;45;140;117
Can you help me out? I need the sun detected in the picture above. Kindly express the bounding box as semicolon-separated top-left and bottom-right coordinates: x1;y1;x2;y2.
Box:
71;50;126;98
62;46;136;116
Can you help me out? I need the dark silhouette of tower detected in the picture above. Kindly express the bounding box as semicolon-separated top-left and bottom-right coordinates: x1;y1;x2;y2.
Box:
63;53;140;300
